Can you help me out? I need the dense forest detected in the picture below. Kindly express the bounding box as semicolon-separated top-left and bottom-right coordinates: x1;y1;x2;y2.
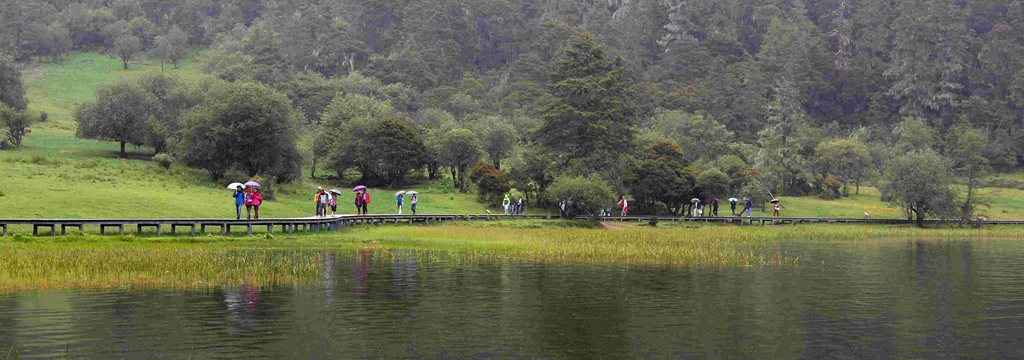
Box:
2;0;1023;224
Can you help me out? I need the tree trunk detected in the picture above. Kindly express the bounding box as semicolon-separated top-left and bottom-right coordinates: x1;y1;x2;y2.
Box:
120;141;126;158
122;58;129;69
172;60;178;69
855;175;860;195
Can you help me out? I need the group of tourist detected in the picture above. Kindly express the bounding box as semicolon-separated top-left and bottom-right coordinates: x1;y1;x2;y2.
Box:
502;194;526;215
614;196;782;218
395;192;418;215
232;186;263;220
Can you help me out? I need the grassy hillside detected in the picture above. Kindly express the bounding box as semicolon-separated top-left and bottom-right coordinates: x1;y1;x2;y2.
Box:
1;52;1022;221
0;52;496;220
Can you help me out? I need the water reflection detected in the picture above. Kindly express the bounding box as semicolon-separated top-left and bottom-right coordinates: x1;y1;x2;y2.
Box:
3;241;1024;358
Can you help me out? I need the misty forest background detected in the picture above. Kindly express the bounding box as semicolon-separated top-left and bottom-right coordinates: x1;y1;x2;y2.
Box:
1;0;1023;222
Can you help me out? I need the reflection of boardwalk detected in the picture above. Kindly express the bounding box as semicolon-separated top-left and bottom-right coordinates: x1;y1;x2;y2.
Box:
1;214;1021;237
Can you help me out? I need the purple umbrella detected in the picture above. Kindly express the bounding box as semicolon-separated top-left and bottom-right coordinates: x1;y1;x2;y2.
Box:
244;181;261;189
353;185;367;192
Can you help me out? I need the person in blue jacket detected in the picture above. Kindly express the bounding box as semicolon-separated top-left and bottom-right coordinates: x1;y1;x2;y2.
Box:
232;185;245;219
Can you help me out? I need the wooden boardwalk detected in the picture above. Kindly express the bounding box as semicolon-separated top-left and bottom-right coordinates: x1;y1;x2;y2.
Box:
0;214;558;237
0;214;1021;237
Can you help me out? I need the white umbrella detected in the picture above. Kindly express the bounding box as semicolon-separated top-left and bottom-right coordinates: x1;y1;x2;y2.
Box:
728;198;738;203
406;191;419;195
227;182;245;190
394;191;406;197
330;189;343;195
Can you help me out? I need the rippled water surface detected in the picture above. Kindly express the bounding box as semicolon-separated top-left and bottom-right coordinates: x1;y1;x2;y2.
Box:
4;240;1024;359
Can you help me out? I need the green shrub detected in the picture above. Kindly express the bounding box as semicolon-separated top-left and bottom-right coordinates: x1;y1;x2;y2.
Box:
544;175;616;218
152;153;174;169
469;162;511;206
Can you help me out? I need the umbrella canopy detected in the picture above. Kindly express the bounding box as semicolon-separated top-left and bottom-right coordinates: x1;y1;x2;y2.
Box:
353;185;367;192
406;191;419;195
743;198;750;201
394;191;406;197
728;198;738;203
690;198;700;203
770;198;780;203
330;189;342;195
244;181;261;189
227;182;245;190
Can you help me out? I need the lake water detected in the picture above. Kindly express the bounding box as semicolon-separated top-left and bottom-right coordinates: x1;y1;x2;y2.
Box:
3;240;1024;359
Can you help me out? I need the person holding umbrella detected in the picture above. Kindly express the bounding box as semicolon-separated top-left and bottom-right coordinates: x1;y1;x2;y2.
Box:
251;187;263;220
354;189;364;215
691;198;701;217
329;189;341;216
409;192;419;215
771;198;781;218
232;184;245;219
243;188;255;219
396;191;405;215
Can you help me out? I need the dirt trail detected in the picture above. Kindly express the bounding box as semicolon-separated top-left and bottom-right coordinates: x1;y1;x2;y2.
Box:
600;222;624;230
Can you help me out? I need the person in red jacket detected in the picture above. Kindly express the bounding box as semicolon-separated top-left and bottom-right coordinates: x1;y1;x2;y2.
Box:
244;188;254;219
361;190;370;215
251;188;263;219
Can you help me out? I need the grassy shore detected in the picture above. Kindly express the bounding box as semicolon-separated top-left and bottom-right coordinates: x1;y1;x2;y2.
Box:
6;221;1024;293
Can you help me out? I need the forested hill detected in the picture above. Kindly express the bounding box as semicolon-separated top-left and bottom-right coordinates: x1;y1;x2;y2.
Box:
1;0;1022;222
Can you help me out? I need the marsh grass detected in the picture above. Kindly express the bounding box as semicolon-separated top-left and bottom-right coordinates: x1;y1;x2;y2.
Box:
0;241;325;293
6;222;1024;293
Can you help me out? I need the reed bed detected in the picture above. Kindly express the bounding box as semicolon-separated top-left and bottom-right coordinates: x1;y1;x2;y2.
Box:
0;242;324;293
337;226;799;268
4;223;1022;292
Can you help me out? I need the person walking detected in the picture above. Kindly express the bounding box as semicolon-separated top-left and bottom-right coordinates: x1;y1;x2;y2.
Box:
619;196;628;216
320;190;332;217
744;198;753;217
773;200;781;218
517;196;525;215
503;194;511;215
354;189;364;215
510;194;518;215
329;192;338;216
711;197;719;217
396;193;404;215
251;188;263;220
693;198;701;217
410;193;418;215
730;198;738;216
314;187;325;217
364;190;371;214
233;185;245;219
244;188;255;220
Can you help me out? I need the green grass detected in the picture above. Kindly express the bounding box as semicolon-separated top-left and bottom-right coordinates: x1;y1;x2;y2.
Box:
7;221;1024;293
0;52;502;220
22;51;207;134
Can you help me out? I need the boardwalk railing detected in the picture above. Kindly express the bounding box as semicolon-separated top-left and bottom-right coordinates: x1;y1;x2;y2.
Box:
0;214;558;237
0;214;1020;237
